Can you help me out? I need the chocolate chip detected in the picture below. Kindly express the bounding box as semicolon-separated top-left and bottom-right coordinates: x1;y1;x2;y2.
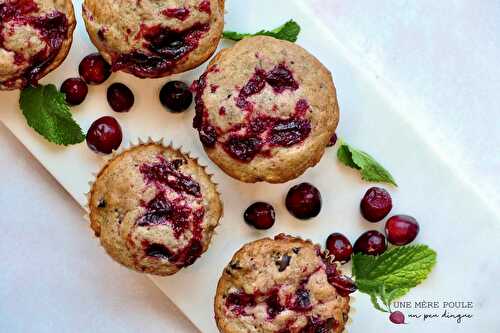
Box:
292;247;300;254
229;260;241;270
277;254;291;272
97;199;106;208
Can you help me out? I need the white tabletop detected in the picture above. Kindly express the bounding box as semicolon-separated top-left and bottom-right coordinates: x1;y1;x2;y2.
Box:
1;1;498;332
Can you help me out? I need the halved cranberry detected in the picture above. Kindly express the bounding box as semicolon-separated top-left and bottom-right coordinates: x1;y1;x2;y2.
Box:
244;202;275;230
107;82;134;112
265;64;299;93
226;291;255;315
86;116;122;154
146;27;186;59
325;233;353;263
385;215;420;245
79;53;111;85
327;133;338;147
60;78;88;106
159;81;193;112
285;183;322;220
266;292;284;319
198;125;218;147
223;136;262;162
360;187;393;222
353;230;387;256
269;118;311;147
329;274;357;297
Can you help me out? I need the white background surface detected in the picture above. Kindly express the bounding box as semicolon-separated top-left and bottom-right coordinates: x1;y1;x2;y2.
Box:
1;1;498;332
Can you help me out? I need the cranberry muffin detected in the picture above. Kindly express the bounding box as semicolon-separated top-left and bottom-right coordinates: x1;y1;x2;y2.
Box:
88;143;223;276
82;0;224;78
0;0;76;90
193;36;339;183
215;235;354;333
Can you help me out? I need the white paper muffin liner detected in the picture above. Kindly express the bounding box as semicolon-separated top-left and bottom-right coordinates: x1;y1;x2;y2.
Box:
83;137;223;274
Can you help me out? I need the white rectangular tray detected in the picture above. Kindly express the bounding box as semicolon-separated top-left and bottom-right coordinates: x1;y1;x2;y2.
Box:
1;0;498;332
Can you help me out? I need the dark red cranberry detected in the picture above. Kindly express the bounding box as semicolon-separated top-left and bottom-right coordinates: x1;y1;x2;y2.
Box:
285;183;322;220
60;78;88;105
389;311;406;324
302;317;336;333
79;53;111;85
327;133;337;147
223;136;262;162
325;233;353;263
360;187;393;222
198;125;218;147
107;82;134;112
265;64;299;93
265;292;284;319
293;287;311;311
86;116;122;154
385;215;420;246
145;243;172;259
329;274;357;297
269;118;311;147
353;230;387;256
181;240;203;267
159;81;193;112
244;202;275;230
226;291;255;315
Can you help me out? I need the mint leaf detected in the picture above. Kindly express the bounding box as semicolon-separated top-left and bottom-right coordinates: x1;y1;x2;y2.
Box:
223;20;301;42
337;142;397;186
353;245;437;312
20;84;85;145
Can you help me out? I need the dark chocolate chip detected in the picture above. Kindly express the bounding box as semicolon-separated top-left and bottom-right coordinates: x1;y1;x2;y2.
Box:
277;254;291;272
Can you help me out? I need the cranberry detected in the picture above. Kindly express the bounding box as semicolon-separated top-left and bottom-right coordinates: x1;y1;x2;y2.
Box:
329;274;357;297
327;133;337;147
60;78;88;105
389;311;406;324
265;292;284;319
293;287;311;311
325;233;353;263
353;230;387;256
79;53;111;85
159;81;193;112
385;215;420;246
145;243;172;259
285;183;322;219
223;136;262;162
107;82;134;112
269;118;311;147
198;125;218;147
244;202;275;230
265;64;299;93
86;116;122;154
360;187;393;222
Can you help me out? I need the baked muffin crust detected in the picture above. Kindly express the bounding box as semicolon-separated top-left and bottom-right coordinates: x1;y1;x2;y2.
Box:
215;235;351;333
82;0;224;78
89;143;223;276
0;0;76;90
193;36;339;183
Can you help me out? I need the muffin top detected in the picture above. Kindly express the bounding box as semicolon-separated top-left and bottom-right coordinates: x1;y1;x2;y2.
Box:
193;36;339;183
215;235;352;333
0;0;75;90
89;143;223;276
82;0;224;78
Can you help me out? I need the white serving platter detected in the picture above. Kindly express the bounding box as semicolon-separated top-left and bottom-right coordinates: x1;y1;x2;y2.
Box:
1;0;499;332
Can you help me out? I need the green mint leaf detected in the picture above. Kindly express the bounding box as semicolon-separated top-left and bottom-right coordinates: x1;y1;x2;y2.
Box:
337;142;397;186
223;20;301;42
353;245;437;297
20;84;85;146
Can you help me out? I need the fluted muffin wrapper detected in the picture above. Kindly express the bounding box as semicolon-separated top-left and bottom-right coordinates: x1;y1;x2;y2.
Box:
83;137;223;273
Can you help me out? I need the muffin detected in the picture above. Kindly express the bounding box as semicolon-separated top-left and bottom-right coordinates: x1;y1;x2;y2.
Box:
0;0;76;90
214;234;354;333
193;36;339;183
82;0;224;78
88;142;223;276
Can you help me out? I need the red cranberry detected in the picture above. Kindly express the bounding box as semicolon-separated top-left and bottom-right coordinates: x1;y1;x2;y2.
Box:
107;82;134;112
329;274;357;297
60;78;88;105
353;230;387;256
244;202;275;230
360;187;393;222
325;233;353;263
327;133;337;147
86;116;122;154
79;53;111;85
285;183;322;220
385;215;420;246
159;80;193;112
389;311;406;324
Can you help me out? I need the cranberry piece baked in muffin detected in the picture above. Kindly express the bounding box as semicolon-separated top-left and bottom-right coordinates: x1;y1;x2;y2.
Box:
82;0;224;78
215;234;353;333
0;0;76;90
193;36;339;183
88;143;223;276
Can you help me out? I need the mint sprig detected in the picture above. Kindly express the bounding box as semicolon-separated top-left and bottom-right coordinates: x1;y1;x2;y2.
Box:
20;84;85;145
223;20;301;42
353;245;437;312
337;141;397;186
